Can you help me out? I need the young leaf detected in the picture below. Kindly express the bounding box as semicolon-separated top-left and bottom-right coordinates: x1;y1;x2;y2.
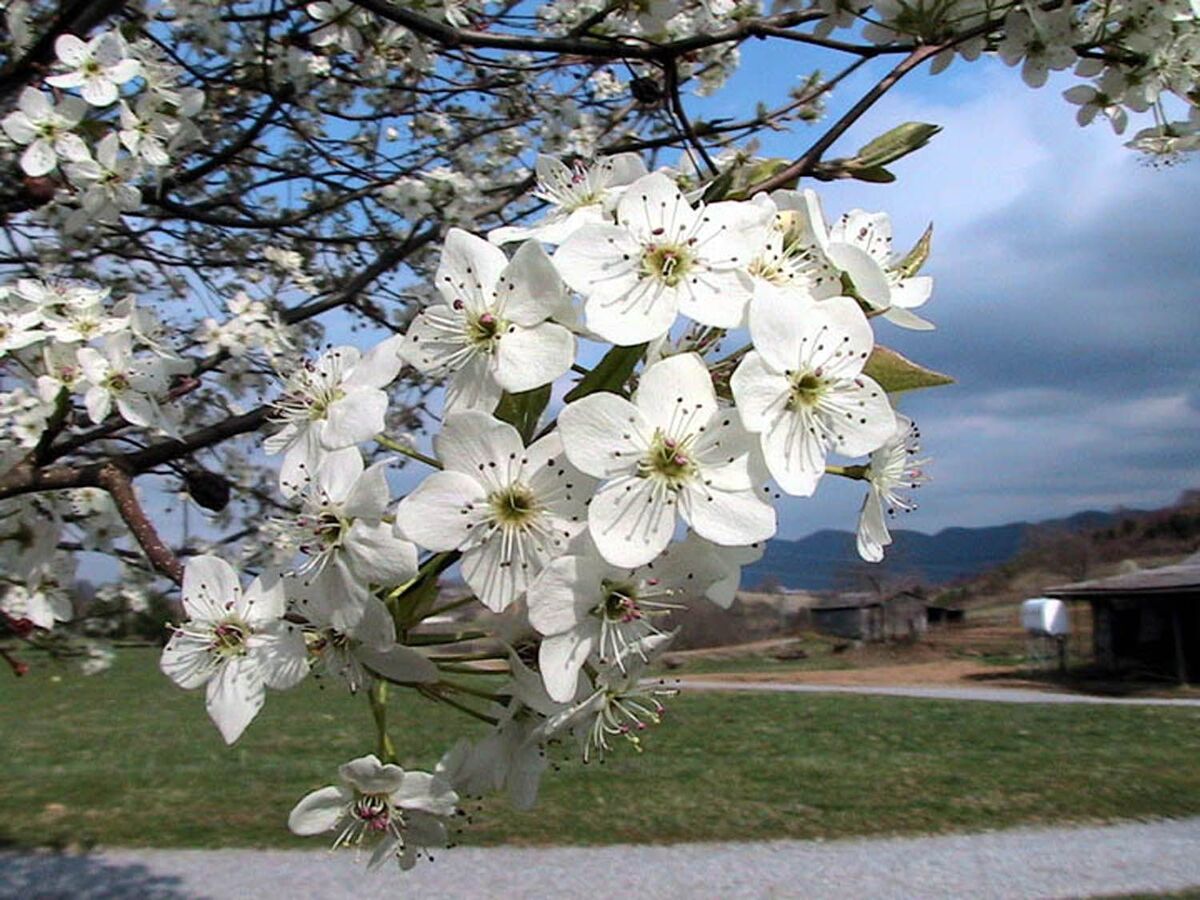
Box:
494;384;552;442
563;343;647;402
853;122;942;169
897;223;934;277
863;345;953;393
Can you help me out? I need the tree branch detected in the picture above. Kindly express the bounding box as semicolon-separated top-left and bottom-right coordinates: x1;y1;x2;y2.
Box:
98;463;184;584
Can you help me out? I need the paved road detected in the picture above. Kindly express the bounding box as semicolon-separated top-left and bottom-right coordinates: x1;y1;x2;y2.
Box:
671;678;1200;706
3;817;1199;899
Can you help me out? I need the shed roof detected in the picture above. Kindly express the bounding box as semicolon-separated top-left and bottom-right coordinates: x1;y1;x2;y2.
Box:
1044;551;1200;598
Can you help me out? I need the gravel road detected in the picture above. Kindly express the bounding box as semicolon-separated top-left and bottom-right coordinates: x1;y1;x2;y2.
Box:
672;679;1200;706
4;817;1199;899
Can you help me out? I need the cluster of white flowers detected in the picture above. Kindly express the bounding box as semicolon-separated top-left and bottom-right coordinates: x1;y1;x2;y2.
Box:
812;0;1200;157
148;151;938;871
0;28;204;232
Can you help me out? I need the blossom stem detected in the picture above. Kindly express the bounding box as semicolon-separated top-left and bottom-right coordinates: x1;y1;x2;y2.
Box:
417;684;500;726
375;434;442;469
368;681;398;764
826;464;869;480
420;593;478;621
434;663;508;675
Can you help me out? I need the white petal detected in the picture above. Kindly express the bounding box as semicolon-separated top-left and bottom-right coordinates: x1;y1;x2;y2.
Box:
493;321;574;393
584;276;679;346
679;485;776;547
321;388;386;449
181;555;241;622
497;240;566;327
445;355;504;414
402;304;467;374
316;450;366;507
804;295;875;379
539;630;594;703
436;228;509;311
882;305;936;331
587;475;676;569
889;275;933;310
348;333;405;390
762;409;824;496
434;410;523;481
675;267;754;329
615;172;694;242
19;140;57;177
634;353;716;431
339;755;406;794
54;34;88;66
288;785;351;836
393;470;487;551
553;223;641;299
558;391;645;479
253;622;309;690
343;521;418;586
826;243;890;308
730;351;789;433
526;554;601;636
461;535;531;612
856;489;889;563
205;655;265;744
396;771;458;817
159;632;214;689
747;286;810;373
821;377;895;457
338;460;390;524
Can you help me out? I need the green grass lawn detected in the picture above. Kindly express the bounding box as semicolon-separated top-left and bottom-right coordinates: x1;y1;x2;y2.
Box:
3;647;1200;850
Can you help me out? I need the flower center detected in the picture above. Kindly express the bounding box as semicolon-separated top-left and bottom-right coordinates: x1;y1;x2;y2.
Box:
597;580;641;623
352;793;398;834
105;372;130;393
211;619;249;656
641;243;693;287
466;310;504;352
637;431;696;488
787;371;825;410
488;484;538;526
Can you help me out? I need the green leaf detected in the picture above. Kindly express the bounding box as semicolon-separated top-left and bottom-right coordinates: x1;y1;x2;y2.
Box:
845;164;895;183
391;551;457;629
863;345;953;393
896;223;934;277
564;343;646;402
494;384;551;442
701;167;736;203
853;122;941;169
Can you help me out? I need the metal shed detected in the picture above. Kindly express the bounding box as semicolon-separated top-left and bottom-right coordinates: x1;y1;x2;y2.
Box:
1044;551;1200;684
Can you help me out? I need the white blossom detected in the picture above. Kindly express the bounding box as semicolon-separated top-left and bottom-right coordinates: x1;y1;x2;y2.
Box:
558;352;776;568
394;411;592;612
402;230;576;413
288;754;458;870
554;171;770;344
160;557;309;744
730;289;895;496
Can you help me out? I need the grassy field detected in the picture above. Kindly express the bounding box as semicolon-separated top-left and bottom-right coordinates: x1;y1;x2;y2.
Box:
3;647;1200;851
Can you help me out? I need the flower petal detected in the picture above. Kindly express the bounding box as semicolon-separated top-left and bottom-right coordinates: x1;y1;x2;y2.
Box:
587;475;676;569
288;785;351;836
205;655;265;744
393;470;487;551
494;321;574;393
558;391;645;480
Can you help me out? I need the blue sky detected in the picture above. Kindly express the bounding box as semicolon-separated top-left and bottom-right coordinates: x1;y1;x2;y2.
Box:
672;44;1200;537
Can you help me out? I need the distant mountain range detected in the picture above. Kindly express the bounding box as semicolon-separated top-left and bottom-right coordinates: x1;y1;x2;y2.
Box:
744;510;1125;592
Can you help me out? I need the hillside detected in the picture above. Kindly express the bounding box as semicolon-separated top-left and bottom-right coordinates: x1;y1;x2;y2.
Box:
745;496;1200;592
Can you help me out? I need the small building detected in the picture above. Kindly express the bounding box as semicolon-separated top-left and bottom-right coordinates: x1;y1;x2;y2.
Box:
926;605;966;626
1044;551;1200;684
812;591;927;642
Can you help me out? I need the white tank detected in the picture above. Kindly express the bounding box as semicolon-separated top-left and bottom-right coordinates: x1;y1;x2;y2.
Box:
1021;598;1069;636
